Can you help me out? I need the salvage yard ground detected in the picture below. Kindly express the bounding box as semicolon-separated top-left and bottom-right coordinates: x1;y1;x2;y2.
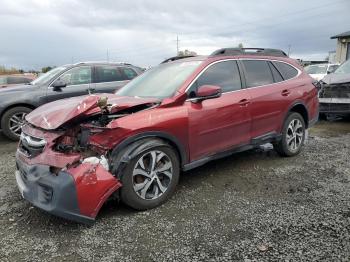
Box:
0;120;350;261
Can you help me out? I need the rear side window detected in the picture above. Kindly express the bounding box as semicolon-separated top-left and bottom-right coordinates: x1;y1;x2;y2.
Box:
242;60;274;87
189;60;241;96
121;67;138;80
95;66;127;83
272;61;298;80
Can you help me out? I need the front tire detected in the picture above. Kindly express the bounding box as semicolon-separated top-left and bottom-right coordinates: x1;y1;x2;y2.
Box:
274;112;306;157
1;106;32;141
119;143;180;210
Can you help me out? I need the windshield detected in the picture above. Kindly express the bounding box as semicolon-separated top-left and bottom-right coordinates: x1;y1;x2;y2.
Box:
334;60;350;74
304;64;328;74
117;61;202;98
31;66;67;85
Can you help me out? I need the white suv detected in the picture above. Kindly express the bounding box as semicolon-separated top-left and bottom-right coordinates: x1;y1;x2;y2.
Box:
304;63;339;81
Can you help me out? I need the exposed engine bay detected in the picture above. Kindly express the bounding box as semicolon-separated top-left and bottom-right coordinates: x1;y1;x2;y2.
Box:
318;74;350;115
53;97;159;159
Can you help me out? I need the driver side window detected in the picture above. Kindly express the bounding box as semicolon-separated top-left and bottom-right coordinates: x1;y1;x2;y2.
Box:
188;60;241;98
55;66;92;86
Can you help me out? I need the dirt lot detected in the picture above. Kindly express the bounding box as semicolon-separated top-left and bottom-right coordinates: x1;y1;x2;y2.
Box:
0;120;350;261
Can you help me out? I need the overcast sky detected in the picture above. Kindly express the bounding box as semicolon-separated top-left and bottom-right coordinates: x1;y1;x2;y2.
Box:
0;0;349;70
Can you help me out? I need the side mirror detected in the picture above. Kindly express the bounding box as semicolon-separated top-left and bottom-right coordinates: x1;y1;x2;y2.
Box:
190;85;222;103
52;79;67;90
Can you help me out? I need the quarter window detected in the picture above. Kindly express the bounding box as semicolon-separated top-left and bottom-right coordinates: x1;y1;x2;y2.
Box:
272;61;298;80
189;60;241;97
57;67;92;86
95;66;126;83
242;60;274;87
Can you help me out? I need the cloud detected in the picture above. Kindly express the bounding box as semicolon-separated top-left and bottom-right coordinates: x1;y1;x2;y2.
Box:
0;0;349;69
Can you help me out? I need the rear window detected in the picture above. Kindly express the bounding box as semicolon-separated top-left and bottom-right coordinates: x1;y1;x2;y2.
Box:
273;61;298;80
242;60;274;87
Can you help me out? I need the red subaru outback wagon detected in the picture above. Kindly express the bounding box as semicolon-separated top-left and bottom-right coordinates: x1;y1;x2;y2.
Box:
15;48;318;224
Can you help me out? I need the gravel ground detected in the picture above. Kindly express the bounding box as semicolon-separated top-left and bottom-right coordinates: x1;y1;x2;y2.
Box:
0;120;349;261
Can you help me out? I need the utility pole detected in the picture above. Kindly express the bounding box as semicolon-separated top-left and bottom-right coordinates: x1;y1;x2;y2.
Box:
176;35;179;56
287;45;291;56
106;49;109;62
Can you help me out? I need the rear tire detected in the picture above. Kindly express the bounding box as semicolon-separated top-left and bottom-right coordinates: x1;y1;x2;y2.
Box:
274;112;306;157
118;141;180;210
1;106;32;141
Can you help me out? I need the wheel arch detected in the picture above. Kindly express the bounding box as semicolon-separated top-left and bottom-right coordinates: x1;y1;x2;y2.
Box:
285;102;309;128
109;131;188;171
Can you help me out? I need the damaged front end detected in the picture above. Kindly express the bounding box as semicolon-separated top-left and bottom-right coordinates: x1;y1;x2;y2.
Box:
318;75;350;116
15;94;160;224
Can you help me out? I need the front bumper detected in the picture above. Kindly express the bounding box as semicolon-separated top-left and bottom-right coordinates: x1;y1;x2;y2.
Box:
319;98;350;114
15;157;95;224
15;148;123;224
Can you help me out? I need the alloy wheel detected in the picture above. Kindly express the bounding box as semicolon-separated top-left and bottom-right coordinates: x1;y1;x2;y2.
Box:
286;118;304;152
9;112;27;136
132;150;173;200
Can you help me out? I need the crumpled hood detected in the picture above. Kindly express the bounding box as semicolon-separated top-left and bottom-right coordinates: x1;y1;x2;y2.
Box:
322;73;350;85
26;93;160;130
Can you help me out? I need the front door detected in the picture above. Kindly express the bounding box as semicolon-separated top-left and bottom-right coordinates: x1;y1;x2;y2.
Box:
186;60;251;161
45;66;92;103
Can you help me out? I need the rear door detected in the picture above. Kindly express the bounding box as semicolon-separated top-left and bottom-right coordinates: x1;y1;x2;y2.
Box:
185;60;252;161
241;59;298;138
45;66;92;103
93;65;134;93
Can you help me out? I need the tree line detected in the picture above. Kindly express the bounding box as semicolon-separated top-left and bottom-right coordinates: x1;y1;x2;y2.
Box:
0;66;55;75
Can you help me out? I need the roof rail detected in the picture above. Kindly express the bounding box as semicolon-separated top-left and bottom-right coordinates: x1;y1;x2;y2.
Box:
210;48;288;57
161;55;196;64
74;61;132;65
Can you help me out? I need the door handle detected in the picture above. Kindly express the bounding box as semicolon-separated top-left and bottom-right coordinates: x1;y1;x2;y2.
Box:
86;88;96;93
238;99;250;107
281;89;291;96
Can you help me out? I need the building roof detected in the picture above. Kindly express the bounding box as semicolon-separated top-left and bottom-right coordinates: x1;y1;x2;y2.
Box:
330;31;350;39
